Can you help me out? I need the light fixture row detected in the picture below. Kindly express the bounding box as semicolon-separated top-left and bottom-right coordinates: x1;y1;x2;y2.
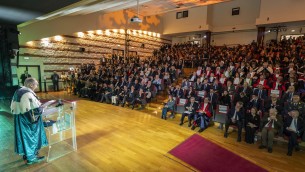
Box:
26;29;161;45
77;29;161;38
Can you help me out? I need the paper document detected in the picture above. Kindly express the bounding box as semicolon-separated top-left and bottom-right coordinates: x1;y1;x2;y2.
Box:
42;107;58;117
42;100;56;107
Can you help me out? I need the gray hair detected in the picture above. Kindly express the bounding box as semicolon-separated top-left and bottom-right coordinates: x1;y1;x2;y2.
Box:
24;77;38;87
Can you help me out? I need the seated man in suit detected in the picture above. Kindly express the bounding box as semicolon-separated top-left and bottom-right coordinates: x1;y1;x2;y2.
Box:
191;97;213;132
161;95;176;120
281;86;296;103
247;93;263;113
264;93;283;116
234;91;249;109
224;101;245;142
284;95;305;119
184;86;196;100
125;86;136;109
237;82;253;98
134;88;147;110
173;85;184;99
259;108;283;153
179;97;199;127
284;110;304;156
253;84;268;99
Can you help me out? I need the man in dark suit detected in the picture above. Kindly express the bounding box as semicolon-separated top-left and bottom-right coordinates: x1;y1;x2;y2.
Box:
281;86;296;103
20;70;31;86
201;79;210;92
284;110;304;156
174;85;184;98
237;82;253;98
259;109;283;153
125;86;136;109
179;97;199;127
51;71;60;91
264;93;283;116
211;79;223;94
224;101;245;142
234;92;249;109
284;95;305;119
247;93;263;113
206;88;218;109
253;84;267;99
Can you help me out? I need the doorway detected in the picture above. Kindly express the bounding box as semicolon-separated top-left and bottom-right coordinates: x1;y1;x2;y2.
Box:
17;65;42;92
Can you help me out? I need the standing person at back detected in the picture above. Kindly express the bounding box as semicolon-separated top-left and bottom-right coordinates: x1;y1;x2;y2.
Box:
51;71;60;91
20;70;31;86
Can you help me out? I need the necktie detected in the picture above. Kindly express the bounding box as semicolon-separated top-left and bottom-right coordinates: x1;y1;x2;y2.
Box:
210;94;213;102
259;90;262;98
290;93;293;100
294;118;297;128
268;120;274;130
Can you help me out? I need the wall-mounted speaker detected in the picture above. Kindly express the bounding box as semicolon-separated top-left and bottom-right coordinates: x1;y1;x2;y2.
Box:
232;7;240;16
79;47;85;52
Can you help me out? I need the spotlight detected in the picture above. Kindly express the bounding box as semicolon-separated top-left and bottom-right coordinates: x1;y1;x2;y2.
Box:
77;32;84;37
96;30;102;35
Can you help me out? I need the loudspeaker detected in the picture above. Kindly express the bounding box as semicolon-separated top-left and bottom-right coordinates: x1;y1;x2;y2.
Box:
7;27;19;50
79;47;85;52
232;7;240;16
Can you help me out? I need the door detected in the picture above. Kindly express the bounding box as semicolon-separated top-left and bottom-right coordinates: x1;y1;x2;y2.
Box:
17;65;42;92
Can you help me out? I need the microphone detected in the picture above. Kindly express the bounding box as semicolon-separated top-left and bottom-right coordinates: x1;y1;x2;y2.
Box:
55;99;64;107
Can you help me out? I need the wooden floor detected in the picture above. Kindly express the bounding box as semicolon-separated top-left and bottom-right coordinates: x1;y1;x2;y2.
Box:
1;91;305;172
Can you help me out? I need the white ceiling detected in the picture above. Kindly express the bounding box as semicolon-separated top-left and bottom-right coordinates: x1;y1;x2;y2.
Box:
23;0;229;24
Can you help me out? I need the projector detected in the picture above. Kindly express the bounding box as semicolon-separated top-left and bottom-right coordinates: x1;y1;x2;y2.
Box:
130;16;142;23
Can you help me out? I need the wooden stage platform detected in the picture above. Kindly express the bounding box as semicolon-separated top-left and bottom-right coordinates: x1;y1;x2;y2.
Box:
0;92;305;172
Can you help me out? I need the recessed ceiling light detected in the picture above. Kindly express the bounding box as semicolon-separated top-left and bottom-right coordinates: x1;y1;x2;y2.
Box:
291;30;295;32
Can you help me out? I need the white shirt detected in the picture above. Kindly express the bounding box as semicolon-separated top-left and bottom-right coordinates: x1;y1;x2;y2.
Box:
232;110;238;120
289;118;297;132
233;78;240;85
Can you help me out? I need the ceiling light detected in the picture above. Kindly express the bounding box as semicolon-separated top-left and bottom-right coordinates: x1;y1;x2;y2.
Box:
291;30;295;32
153;33;156;37
120;29;125;34
41;38;49;41
105;30;111;35
96;30;103;35
138;30;142;34
143;31;147;34
157;33;160;38
77;32;84;37
148;32;152;36
113;29;118;33
54;35;62;41
26;41;34;46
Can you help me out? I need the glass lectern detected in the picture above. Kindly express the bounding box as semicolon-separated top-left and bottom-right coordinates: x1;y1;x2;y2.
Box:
43;100;77;162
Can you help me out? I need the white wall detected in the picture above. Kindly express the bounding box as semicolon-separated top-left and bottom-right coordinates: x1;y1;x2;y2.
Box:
162;6;209;35
208;0;260;32
166;0;260;44
257;0;305;25
211;30;257;46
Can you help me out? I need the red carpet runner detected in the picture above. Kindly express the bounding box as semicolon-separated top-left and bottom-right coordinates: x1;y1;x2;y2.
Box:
169;134;267;172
